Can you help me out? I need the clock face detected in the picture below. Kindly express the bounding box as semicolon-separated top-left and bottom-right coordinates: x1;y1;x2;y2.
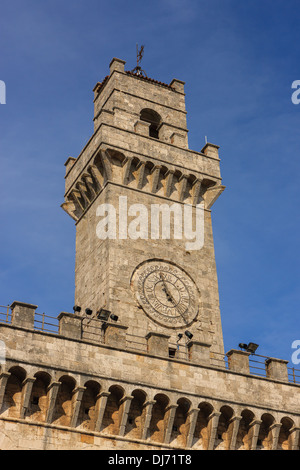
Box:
131;260;199;328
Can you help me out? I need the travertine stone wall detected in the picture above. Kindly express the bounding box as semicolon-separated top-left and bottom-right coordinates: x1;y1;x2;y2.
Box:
0;323;299;450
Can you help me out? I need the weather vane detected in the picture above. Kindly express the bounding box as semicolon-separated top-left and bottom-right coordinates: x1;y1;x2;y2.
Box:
131;44;147;77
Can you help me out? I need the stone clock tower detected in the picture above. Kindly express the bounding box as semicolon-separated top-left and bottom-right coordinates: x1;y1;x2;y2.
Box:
62;57;225;356
1;57;299;451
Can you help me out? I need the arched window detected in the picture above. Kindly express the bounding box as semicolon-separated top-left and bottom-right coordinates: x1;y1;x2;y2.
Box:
140;109;161;139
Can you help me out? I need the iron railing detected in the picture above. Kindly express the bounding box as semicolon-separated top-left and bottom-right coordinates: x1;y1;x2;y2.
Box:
0;305;11;324
34;312;59;334
0;304;299;384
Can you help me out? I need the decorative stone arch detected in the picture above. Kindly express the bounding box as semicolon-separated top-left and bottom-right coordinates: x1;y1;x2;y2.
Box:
101;384;125;435
193;401;214;449
214;405;235;450
52;374;77;427
125;388;148;440
154;164;169;196
93;149;111;186
77;379;101;431
278;416;295;450
257;412;276;450
105;148;128;185
149;393;170;443
143;160;156;192
236;408;256;450
126;156;141;187
170;397;192;448
26;371;52;422
1;366;27;418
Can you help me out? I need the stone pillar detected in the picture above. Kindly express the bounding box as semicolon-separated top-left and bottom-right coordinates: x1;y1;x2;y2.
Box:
270;423;282;450
191;178;203;205
201;142;220;159
64;156;76;175
58;312;82;340
134;120;150;136
290;427;300;450
109;57;126;74
248;419;262;450
146;332;170;357
265;358;289;382
119;395;134;437
104;323;128;348
207;411;221;450
186;408;199;448
164;404;178;445
227;415;242;450
10;301;38;329
70;386;86;428
20;376;36;419
169;78;185;94
170;132;187;148
226;349;250;374
188;341;211;365
0;371;10;411
164;169;175;198
94;391;111;432
45;381;61;424
150;165;162;192
141;400;156;441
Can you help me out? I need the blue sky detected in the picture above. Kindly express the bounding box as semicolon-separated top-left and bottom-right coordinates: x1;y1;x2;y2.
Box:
0;0;299;364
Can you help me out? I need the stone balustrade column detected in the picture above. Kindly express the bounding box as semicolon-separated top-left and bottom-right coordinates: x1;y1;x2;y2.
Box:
164;404;178;444
145;332;170;357
10;301;38;329
226;349;250;374
207;411;221;450
141;400;156;441
45;381;61;424
265;358;289;382
20;376;36;419
104;323;128;348
187;341;211;365
0;372;10;411
119;395;134;436
58;312;82;340
70;386;86;428
186;408;199;448
94;391;111;432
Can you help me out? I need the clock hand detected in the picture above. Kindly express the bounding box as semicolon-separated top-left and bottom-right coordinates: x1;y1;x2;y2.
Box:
159;272;177;305
159;273;189;323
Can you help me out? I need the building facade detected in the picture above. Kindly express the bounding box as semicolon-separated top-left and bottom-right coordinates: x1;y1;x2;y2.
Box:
0;58;299;450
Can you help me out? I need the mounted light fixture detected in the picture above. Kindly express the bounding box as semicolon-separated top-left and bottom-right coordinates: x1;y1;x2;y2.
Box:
110;314;119;322
73;305;81;313
97;309;111;321
85;308;93;316
246;343;259;354
177;333;183;342
239;342;259;354
185;330;193;340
